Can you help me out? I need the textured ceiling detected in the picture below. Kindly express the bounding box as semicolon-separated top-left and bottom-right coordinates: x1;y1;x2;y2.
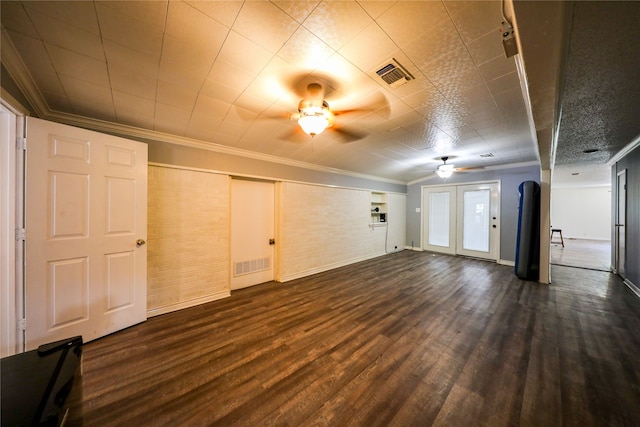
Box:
554;1;640;167
0;0;537;183
1;1;638;184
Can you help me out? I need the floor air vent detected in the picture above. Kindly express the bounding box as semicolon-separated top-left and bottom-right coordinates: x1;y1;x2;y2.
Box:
234;257;270;277
375;59;415;88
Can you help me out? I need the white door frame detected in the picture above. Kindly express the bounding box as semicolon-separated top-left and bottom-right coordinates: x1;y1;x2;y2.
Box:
0;99;26;356
615;169;626;276
421;180;501;261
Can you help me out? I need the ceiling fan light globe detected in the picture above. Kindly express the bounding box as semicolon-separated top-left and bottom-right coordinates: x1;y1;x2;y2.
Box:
436;164;454;178
298;113;329;136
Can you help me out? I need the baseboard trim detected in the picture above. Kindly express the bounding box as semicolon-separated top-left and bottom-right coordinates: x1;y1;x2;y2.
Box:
280;252;388;282
405;246;423;251
498;259;516;267
147;290;231;317
623;278;640;299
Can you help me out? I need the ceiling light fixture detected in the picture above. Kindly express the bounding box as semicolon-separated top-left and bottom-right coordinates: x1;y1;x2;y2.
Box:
298;100;332;136
436;156;454;179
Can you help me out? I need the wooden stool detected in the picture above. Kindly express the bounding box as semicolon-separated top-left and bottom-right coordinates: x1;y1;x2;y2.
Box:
551;229;564;247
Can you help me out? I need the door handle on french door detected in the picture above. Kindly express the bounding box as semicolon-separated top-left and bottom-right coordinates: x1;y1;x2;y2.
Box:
269;239;275;245
136;239;146;246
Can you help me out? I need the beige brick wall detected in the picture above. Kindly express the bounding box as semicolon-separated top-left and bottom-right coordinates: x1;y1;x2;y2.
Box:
147;166;230;315
279;182;385;280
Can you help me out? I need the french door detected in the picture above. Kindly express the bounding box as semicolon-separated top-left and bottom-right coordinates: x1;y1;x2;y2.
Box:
422;182;500;261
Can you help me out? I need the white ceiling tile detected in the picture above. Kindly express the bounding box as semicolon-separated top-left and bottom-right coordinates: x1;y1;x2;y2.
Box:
446;1;501;43
5;30;55;74
467;31;504;66
96;0;166;30
278;26;334;69
160;33;219;69
165;1;229;48
28;64;65;98
478;55;516;83
486;70;520;95
154;103;192;136
1;1;39;38
108;61;158;101
358;1;396;19
215;119;248;144
402;19;466;72
233;1;300;53
303;1;371;50
46;44;110;87
201;79;242;106
58;76;115;121
272;1;320;23
113;90;155;129
24;1;100;35
208;58;257;93
186;94;229;141
96;2;164;58
156;80;199;111
185;1;243;27
103;40;159;100
376;1;449;48
217;31;273;76
339;22;397;72
159;35;214;92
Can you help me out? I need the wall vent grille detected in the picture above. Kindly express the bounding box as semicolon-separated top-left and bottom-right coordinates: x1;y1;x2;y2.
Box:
375;59;415;88
234;257;270;277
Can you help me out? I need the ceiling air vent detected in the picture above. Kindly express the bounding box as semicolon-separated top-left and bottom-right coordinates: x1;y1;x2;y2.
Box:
375;59;414;88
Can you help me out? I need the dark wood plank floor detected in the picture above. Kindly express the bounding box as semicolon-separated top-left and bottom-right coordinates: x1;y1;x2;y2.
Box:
67;251;640;426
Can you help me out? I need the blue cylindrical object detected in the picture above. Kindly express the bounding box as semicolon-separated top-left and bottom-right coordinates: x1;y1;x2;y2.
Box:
515;181;540;280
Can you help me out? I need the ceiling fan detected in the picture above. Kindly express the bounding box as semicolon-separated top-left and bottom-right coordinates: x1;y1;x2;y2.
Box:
276;75;390;143
436;156;485;178
436;156;455;178
291;83;333;137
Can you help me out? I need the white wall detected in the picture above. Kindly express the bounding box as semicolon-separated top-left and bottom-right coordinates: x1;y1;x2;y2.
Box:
147;166;230;316
551;186;611;240
148;167;407;314
279;182;392;281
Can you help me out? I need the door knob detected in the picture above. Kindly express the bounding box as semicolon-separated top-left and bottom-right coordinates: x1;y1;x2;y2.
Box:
269;239;275;245
136;239;146;246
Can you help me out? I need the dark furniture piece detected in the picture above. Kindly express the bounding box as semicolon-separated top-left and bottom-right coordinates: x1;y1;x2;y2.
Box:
1;336;83;427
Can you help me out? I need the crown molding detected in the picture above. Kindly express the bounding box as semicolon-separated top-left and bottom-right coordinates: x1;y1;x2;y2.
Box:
42;109;406;185
607;133;640;166
1;29;48;117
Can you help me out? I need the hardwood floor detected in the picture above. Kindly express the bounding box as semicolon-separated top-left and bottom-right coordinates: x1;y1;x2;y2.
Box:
67;251;640;426
550;238;611;271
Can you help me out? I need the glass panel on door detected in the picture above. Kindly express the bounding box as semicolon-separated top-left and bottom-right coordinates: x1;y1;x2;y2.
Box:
429;192;450;247
462;189;490;252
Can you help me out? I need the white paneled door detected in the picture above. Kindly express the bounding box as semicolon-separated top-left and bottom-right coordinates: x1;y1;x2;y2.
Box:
422;182;500;261
231;179;275;290
25;118;147;350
